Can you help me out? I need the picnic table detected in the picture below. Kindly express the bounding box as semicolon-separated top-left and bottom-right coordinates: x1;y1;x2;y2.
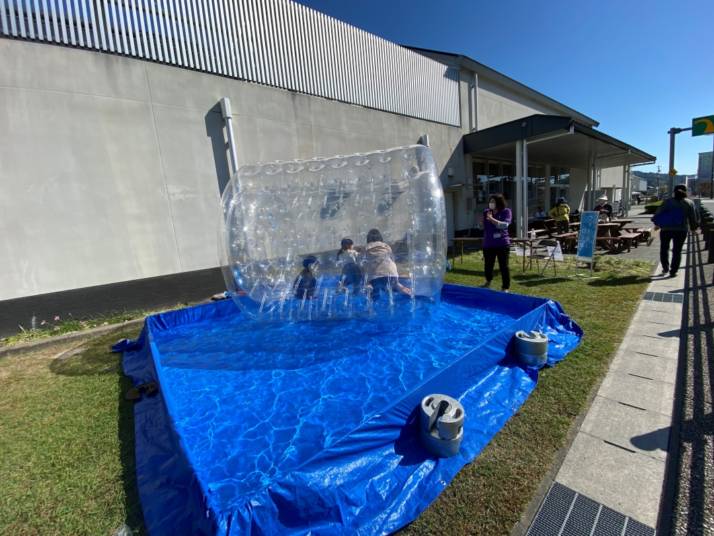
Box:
551;232;578;253
595;222;644;253
610;219;633;230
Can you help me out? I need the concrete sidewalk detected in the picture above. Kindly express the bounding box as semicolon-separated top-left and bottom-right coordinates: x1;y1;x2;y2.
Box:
525;234;692;535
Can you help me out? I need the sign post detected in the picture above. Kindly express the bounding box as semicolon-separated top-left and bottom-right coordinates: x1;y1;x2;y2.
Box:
576;211;599;274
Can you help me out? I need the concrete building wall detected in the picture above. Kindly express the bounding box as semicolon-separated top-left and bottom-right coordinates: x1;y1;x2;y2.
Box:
569;168;589;211
599;166;624;189
0;39;463;301
477;78;563;129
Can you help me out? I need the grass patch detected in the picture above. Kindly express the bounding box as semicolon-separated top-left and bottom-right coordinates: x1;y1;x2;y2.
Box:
0;326;143;535
0;255;652;534
643;200;663;214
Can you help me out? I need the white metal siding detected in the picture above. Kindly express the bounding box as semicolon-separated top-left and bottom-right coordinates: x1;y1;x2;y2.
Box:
0;0;460;125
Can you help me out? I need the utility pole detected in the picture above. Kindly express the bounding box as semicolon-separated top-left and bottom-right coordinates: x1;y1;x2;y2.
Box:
656;165;661;199
667;127;691;197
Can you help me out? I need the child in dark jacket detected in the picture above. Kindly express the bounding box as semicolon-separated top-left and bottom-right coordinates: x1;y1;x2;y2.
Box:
336;238;362;292
294;256;318;299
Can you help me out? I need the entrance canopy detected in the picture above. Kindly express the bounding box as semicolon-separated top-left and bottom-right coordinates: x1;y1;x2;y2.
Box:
463;114;655;168
463;114;655;238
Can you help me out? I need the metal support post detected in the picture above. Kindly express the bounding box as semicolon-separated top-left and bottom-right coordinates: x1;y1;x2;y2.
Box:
544;164;552;212
621;165;628;213
626;164;632;212
521;141;529;238
515;140;524;238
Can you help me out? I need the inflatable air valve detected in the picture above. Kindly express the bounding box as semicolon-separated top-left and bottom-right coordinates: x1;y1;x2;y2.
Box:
419;394;465;458
514;330;549;368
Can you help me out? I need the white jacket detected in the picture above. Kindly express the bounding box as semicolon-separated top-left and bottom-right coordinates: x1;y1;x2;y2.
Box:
365;241;398;281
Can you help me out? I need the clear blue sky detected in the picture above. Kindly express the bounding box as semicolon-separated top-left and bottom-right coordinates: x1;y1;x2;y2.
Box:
298;0;714;175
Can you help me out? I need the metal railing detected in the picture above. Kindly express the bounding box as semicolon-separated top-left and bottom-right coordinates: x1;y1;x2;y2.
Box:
0;0;460;126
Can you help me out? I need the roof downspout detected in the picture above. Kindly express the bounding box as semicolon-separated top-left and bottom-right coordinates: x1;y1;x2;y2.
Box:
220;97;239;176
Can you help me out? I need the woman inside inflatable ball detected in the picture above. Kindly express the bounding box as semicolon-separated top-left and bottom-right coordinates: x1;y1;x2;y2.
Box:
310;229;413;303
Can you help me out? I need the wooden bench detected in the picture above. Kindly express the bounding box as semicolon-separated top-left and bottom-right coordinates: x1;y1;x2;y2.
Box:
596;233;641;254
596;236;627;253
617;232;643;252
622;226;652;243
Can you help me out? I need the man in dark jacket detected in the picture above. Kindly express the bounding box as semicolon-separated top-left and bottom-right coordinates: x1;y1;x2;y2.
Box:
653;185;697;277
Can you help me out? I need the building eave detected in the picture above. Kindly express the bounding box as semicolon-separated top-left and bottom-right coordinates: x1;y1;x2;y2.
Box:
406;45;600;128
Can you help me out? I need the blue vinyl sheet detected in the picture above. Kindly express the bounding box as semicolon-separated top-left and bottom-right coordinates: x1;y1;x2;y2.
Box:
119;284;582;534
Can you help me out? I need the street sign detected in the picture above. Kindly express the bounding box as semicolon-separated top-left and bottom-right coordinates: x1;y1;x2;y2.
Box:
669;168;677;176
692;115;714;136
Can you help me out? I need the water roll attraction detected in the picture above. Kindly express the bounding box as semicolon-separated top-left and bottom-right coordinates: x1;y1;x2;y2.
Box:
219;145;447;321
117;145;583;534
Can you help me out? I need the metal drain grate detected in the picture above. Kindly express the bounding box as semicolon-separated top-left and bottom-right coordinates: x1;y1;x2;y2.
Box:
527;482;656;536
643;291;684;303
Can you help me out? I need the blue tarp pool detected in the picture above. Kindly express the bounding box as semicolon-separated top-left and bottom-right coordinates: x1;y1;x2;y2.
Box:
118;284;582;535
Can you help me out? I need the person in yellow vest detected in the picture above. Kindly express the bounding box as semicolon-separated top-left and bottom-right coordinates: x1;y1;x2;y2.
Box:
549;197;570;234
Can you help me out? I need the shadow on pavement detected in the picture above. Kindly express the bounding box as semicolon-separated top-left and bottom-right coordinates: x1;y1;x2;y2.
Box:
660;232;714;535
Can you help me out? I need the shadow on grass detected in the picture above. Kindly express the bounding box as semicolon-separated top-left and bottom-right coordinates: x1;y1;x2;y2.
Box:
49;332;145;534
516;277;572;287
587;275;652;287
449;267;486;277
117;367;146;534
512;273;544;280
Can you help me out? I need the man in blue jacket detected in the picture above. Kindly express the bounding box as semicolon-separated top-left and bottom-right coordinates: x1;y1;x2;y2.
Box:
653;185;698;277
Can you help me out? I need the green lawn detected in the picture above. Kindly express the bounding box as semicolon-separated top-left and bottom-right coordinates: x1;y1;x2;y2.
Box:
0;254;652;535
0;329;143;536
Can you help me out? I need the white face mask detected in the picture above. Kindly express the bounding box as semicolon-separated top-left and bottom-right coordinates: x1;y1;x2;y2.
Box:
488;202;496;210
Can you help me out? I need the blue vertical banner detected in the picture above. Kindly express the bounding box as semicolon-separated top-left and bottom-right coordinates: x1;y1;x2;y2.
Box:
576;211;599;263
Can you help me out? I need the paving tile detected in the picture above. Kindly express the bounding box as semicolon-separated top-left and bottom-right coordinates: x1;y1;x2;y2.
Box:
632;308;683;328
648;279;686;292
637;300;682;313
580;396;671;461
609;349;678;383
616;334;680;359
556;432;665;527
597;372;675;415
626;324;681;339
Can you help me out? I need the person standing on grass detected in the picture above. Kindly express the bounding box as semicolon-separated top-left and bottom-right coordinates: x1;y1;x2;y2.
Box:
652;184;697;278
482;194;512;292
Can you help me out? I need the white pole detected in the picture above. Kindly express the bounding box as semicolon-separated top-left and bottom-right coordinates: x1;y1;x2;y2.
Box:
621;164;627;213
219;97;239;175
515;140;524;238
522;140;529;238
544;164;552;212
